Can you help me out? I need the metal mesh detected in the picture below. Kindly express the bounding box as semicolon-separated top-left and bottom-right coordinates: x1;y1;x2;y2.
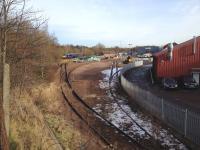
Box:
120;63;200;145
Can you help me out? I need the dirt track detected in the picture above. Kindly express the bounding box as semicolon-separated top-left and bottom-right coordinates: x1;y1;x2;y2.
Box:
66;61;143;150
69;61;111;99
65;61;192;150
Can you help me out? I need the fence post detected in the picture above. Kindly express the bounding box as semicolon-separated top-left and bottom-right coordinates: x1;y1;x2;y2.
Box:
162;98;164;120
184;109;188;137
3;64;10;137
110;64;114;81
116;62;118;76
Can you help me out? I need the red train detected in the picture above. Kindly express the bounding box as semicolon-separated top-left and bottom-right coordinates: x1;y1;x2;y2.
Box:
152;36;200;83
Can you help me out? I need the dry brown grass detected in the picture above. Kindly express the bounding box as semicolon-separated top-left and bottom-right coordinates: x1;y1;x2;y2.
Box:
10;81;87;150
10;87;61;150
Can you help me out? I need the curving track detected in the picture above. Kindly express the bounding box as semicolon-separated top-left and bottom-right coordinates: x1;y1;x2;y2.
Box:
108;62;189;150
60;64;112;149
60;63;162;150
61;86;111;148
108;62;162;146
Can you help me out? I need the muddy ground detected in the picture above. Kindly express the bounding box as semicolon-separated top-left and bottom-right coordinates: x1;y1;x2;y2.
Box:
66;60;143;150
65;60;190;150
45;63;108;150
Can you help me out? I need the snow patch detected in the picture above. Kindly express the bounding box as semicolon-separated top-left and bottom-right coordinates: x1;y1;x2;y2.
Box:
94;68;188;149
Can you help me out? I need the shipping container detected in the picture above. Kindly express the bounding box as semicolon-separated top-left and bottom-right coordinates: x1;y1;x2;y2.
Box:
153;36;200;80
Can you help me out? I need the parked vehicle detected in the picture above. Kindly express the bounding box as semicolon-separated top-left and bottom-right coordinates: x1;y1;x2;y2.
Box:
181;76;199;89
62;53;79;59
123;56;132;64
162;78;178;89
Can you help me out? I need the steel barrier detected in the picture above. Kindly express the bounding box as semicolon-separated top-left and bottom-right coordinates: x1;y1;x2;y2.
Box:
120;62;200;145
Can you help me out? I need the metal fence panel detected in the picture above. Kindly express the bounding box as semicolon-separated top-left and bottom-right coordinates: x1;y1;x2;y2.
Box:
163;101;185;133
187;111;200;144
120;63;200;145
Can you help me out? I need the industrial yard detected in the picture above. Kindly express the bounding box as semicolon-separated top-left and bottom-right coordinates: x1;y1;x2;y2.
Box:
1;0;200;149
58;43;197;149
58;36;200;149
124;65;200;111
60;61;188;149
2;35;200;149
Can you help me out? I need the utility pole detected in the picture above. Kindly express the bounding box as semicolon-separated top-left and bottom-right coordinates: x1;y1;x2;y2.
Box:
128;43;132;48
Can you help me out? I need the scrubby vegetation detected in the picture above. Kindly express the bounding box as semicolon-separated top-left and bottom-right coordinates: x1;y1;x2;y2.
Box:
0;0;88;149
62;44;129;56
0;0;127;149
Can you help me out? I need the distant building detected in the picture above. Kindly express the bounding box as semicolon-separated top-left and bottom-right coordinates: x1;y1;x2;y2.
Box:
128;46;160;56
103;53;116;59
152;36;200;84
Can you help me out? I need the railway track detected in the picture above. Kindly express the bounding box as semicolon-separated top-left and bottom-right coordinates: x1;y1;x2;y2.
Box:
109;62;192;150
60;63;160;150
60;64;113;149
108;62;163;148
61;86;112;148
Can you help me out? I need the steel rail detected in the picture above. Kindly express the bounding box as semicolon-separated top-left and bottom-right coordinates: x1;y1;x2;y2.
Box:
71;90;147;149
62;63;149;150
60;64;113;149
61;86;113;148
109;62;163;149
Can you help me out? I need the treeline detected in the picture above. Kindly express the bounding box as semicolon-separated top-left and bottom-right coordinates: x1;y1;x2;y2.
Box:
0;0;63;88
0;1;63;148
61;43;130;56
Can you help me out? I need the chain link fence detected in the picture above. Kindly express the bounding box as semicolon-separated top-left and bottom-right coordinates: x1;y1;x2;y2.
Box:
120;62;200;145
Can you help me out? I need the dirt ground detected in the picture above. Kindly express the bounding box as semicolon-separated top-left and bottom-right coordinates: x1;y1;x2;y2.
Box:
66;60;143;150
65;61;192;150
55;63;109;150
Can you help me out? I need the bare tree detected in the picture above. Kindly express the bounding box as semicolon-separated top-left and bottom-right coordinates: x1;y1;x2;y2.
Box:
0;0;25;139
0;0;48;141
0;1;61;149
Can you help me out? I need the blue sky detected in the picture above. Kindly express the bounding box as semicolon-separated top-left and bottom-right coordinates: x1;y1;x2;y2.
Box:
30;0;200;47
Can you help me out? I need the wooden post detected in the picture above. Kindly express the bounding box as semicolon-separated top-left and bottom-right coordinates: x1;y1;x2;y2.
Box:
3;63;10;137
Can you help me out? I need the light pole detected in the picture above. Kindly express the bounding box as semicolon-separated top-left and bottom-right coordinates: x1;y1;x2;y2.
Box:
128;43;132;49
128;43;132;56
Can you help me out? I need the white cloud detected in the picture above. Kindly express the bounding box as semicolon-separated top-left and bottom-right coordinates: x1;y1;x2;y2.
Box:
29;0;200;47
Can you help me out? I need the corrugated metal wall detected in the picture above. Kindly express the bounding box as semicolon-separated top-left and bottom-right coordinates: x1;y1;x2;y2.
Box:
154;37;200;78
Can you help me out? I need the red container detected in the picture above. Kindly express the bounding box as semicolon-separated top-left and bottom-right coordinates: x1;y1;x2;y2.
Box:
153;36;200;79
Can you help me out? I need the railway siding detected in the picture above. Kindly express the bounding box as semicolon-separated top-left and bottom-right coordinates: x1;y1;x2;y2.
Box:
60;63;144;150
